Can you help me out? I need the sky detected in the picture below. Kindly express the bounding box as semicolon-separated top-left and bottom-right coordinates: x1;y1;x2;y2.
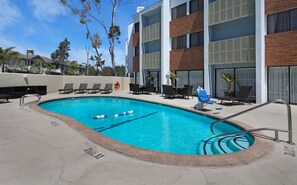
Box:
0;0;159;67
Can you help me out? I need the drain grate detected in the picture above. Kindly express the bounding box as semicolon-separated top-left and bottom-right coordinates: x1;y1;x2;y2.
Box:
284;145;295;157
51;121;59;126
84;147;104;159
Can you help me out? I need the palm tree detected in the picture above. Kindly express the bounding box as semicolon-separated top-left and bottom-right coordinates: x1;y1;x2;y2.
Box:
220;70;240;95
0;47;19;73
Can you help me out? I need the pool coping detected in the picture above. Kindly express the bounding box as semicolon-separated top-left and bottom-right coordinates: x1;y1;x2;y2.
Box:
30;96;273;167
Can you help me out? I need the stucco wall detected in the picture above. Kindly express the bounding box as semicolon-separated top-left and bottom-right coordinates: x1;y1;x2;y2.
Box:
0;73;132;93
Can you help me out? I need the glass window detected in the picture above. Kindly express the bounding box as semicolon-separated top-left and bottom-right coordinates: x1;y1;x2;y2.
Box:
172;35;187;50
267;8;297;34
172;3;187;20
190;0;203;14
235;68;256;97
190;31;204;47
176;71;188;88
189;70;203;95
290;9;297;31
290;66;297;104
268;67;289;102
134;22;139;33
135;46;139;56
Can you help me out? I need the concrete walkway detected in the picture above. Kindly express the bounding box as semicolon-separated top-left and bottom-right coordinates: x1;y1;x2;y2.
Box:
0;91;296;185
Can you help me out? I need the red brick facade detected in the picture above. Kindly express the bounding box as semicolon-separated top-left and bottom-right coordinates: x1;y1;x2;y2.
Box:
170;11;204;38
133;33;139;47
265;30;297;66
133;56;139;72
170;47;204;71
265;0;297;14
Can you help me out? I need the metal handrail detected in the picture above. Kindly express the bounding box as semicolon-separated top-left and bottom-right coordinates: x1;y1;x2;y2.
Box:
20;94;41;106
210;99;294;145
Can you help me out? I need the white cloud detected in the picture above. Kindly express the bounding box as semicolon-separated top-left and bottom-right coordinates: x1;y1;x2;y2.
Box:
0;0;22;31
28;0;68;22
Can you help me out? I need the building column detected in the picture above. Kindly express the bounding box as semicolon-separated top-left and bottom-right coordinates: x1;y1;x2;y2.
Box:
203;0;210;93
139;14;144;86
255;0;267;104
161;0;171;86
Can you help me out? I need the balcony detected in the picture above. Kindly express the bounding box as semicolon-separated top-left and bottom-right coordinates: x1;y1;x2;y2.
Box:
142;51;161;69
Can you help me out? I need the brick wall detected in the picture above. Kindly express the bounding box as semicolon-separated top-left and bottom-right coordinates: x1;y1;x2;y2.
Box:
133;56;139;72
170;47;204;71
170;11;204;38
133;33;139;47
265;30;297;66
265;0;297;14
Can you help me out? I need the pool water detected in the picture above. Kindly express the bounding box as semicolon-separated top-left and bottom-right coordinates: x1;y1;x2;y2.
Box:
40;97;253;155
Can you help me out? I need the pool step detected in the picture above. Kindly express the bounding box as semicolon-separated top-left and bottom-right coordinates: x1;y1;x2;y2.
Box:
198;134;253;155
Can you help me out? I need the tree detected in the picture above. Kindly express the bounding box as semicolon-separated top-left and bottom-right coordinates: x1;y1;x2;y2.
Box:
45;62;55;74
51;38;71;75
60;0;139;76
0;47;19;73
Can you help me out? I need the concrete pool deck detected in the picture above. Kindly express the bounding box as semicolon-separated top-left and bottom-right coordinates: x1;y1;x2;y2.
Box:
0;91;297;185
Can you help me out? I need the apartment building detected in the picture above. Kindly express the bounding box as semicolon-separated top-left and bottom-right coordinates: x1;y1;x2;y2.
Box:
126;0;297;104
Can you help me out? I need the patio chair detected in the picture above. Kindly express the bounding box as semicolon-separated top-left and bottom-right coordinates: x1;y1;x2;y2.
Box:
87;83;101;93
58;83;73;94
131;83;142;94
196;89;216;109
74;83;88;94
220;86;252;104
180;85;193;99
163;85;176;98
100;83;113;94
0;94;12;103
143;85;155;94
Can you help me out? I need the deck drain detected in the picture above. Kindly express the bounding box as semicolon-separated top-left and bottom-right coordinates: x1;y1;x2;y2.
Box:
84;147;104;159
51;121;59;126
284;145;295;157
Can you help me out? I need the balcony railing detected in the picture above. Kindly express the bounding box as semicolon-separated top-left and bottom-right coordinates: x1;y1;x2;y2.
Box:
142;22;161;43
209;35;255;65
142;51;161;69
209;0;255;26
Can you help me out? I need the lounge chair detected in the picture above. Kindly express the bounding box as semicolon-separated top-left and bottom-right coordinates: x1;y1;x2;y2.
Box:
58;83;73;94
163;85;176;98
0;94;12;102
100;83;113;94
87;83;101;93
220;86;252;104
74;83;88;93
196;89;216;109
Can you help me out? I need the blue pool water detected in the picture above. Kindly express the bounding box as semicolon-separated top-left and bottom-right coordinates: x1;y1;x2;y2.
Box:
40;97;253;155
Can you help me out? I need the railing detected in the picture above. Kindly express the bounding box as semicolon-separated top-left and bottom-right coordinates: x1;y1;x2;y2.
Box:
20;94;41;106
210;99;294;145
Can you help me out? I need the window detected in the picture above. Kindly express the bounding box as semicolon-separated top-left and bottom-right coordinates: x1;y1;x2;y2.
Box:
135;46;139;56
172;35;187;50
267;8;297;34
172;3;187;20
190;0;203;13
190;31;204;47
134;22;139;33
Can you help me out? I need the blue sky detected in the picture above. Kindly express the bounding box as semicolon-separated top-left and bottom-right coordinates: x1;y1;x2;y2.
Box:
0;0;158;66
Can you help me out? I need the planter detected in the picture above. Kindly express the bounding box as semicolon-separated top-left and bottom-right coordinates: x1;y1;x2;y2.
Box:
224;92;234;97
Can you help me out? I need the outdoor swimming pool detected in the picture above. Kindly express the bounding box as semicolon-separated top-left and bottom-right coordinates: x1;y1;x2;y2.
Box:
40;97;254;155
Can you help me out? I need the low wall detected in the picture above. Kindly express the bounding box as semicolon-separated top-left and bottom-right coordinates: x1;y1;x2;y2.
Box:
0;73;132;93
